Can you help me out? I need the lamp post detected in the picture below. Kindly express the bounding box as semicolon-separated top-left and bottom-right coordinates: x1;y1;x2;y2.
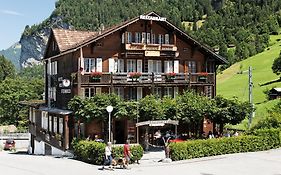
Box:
106;105;113;142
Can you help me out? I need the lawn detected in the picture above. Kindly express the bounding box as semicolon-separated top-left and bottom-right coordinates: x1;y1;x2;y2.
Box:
217;33;281;129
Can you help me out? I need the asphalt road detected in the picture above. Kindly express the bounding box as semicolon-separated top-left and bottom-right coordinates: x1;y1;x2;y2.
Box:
0;148;281;175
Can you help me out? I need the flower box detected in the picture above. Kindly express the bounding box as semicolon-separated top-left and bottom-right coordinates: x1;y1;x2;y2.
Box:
128;72;142;81
90;72;102;82
165;72;176;81
198;72;208;82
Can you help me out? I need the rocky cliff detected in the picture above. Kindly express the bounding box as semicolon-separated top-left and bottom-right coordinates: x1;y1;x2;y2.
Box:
19;16;72;68
0;42;21;69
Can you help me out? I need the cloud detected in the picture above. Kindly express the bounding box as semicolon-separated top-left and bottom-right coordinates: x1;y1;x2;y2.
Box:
0;10;23;16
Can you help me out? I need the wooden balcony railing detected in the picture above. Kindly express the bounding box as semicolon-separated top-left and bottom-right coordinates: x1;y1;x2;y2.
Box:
78;72;215;85
125;43;177;51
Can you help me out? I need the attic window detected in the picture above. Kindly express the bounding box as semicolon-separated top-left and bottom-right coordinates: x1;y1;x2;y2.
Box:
96;42;103;47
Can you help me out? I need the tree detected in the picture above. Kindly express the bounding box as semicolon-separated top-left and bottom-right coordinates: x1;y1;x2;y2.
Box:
0;55;15;81
272;52;281;76
139;95;163;121
19;64;44;79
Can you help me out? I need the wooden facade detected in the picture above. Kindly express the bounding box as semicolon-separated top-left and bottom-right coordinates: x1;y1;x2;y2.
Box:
29;12;227;151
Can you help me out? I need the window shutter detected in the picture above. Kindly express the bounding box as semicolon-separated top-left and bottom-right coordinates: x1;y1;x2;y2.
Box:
174;87;179;98
137;87;143;100
165;34;169;44
148;60;153;73
164;61;167;73
80;49;84;75
108;58;115;73
174;60;179;73
81;88;85;99
137;59;142;72
96;58;103;72
96;87;102;94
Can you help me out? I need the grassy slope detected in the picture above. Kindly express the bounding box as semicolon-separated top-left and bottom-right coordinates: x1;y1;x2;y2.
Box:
217;34;281;129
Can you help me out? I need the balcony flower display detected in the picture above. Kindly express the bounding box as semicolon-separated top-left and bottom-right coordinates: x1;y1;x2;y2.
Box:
198;72;208;82
165;72;176;81
128;72;142;80
90;71;102;82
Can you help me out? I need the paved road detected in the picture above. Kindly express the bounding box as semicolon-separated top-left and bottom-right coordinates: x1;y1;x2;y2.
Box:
0;148;281;175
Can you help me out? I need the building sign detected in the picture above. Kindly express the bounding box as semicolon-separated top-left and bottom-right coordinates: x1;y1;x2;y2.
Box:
145;51;160;57
61;89;71;94
140;15;166;22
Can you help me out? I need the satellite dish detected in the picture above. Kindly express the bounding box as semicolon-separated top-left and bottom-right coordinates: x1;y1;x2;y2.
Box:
62;79;71;87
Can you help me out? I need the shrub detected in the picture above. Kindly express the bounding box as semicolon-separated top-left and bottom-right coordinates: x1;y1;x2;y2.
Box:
72;139;144;165
169;132;281;161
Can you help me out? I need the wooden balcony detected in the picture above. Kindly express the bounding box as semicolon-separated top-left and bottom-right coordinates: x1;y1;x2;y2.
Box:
78;72;215;86
125;43;177;52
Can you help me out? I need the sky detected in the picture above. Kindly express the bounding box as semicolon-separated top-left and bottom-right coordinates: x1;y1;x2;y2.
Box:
0;0;57;50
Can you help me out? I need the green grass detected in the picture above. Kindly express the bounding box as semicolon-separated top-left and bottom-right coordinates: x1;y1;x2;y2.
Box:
217;33;281;129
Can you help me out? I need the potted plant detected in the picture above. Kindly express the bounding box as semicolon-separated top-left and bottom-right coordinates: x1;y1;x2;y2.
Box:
198;72;208;82
90;71;102;82
128;72;142;81
165;72;176;81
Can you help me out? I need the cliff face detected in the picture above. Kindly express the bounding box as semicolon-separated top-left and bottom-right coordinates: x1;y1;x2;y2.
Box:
19;16;72;68
0;42;21;69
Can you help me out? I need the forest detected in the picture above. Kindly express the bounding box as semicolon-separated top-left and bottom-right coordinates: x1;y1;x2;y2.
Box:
23;0;281;68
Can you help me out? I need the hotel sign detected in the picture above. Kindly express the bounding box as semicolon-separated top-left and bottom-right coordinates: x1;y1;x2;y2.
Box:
140;15;166;22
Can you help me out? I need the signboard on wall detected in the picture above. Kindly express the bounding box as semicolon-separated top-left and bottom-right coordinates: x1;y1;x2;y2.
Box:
145;51;160;57
140;15;166;22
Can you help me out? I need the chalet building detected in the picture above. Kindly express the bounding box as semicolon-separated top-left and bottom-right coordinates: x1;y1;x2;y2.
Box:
268;88;281;100
28;12;227;155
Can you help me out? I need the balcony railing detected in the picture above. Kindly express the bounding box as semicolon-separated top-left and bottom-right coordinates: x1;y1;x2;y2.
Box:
125;43;177;52
78;72;215;85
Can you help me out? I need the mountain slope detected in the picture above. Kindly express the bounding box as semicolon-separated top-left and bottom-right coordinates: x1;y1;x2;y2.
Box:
0;43;21;69
217;33;281;127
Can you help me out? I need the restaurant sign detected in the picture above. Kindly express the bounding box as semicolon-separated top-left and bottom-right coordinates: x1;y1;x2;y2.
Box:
140;15;166;22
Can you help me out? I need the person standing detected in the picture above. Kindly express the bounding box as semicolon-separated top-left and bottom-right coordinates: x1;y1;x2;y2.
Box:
102;142;113;170
123;140;132;169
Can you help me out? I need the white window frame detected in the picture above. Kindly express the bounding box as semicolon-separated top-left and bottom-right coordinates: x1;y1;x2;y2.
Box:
147;33;151;44
59;118;63;134
148;60;162;73
127;59;136;72
117;59;124;73
115;87;124;99
135;32;141;43
122;33;125;44
151;34;156;44
165;34;170;44
187;61;196;73
84;58;96;73
49;116;52;132
164;60;173;73
84;88;95;98
164;87;173;97
127;32;132;43
158;34;164;44
41;111;48;130
53;116;58;133
142;32;146;43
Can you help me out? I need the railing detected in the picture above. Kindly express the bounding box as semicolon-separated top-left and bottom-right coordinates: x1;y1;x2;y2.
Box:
79;72;215;85
125;43;177;51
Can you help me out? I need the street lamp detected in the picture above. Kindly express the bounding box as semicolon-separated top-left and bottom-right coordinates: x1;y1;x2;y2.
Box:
106;105;113;142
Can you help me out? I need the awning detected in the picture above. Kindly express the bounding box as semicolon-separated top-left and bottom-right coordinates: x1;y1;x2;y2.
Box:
136;120;179;127
38;107;73;115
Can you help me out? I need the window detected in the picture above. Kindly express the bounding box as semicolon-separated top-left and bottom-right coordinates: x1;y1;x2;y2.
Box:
151;34;156;44
187;61;196;73
147;33;151;44
49;87;56;101
53;117;57;133
41;111;48;130
50;61;57;75
205;86;212;98
164;34;169;44
59;118;63;134
158;34;164;44
148;60;162;73
164;87;173;97
115;87;124;99
128;88;137;100
127;59;137;72
127;32;132;43
84;88;95;98
137;87;143;100
49;116;52;132
84;58;96;73
135;32;141;43
142;32;146;43
117;59;124;73
164;60;173;73
154;87;162;98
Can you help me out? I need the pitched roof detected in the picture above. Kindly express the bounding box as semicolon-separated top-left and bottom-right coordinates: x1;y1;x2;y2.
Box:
273;88;281;92
52;28;97;52
46;11;228;64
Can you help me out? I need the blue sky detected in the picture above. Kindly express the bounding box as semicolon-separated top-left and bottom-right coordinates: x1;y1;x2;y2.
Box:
0;0;57;50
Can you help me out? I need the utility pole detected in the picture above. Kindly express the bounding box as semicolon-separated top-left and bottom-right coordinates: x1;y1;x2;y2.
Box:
248;66;253;128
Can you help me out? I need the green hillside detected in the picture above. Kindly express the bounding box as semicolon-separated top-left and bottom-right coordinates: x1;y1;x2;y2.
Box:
217;34;281;128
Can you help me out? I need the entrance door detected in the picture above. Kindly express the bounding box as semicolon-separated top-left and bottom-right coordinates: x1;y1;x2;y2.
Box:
114;120;125;144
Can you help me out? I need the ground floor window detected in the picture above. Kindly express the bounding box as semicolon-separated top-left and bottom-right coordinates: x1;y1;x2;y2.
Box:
82;87;102;98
